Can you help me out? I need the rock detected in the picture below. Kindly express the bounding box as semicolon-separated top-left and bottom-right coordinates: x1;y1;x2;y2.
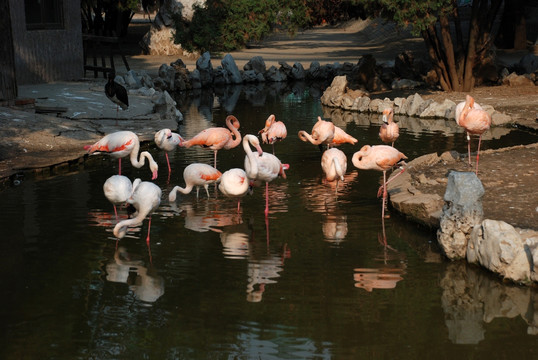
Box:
265;65;287;82
291;62;306;80
351;54;377;89
353;96;371;112
525;237;538;282
467;219;530;283
377;98;394;113
221;54;242;84
241;70;259;83
244;56;266;74
212;67;229;86
189;69;202;89
394;51;417;79
420;99;456;118
518;54;538;74
437;171;485;260
368;98;383;113
124;71;139;88
158;63;177;90
320;75;347;107
406;93;425;116
391;78;422;90
196;51;213;87
502;72;535;87
308;61;322;79
491;111;513;126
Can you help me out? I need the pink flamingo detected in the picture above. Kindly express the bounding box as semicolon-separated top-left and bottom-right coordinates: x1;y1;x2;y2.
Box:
85;131;159;180
179;115;242;167
298;116;336;149
331;126;358;147
455;95;491;174
379;108;399;147
103;175;141;221
169;163;222;201
321;148;347;194
154;128;183;175
352;145;407;219
259;114;287;154
243;134;289;216
218;168;251;212
113;181;162;246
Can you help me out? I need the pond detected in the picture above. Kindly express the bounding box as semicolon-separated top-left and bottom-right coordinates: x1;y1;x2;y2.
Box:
2;82;538;359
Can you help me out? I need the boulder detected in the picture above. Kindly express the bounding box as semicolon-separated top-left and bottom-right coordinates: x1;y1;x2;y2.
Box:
244;56;266;74
221;54;242;84
467;220;531;283
437;171;485;259
196;51;213;87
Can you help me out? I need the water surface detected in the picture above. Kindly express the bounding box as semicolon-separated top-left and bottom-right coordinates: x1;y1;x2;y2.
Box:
2;83;538;359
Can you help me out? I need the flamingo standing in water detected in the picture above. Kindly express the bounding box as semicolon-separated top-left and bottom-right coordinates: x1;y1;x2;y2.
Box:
218;168;251;212
455;95;491;174
379;108;399;147
243;134;289;216
103;175;141;221
259;114;287;154
154;128;183;175
321;148;347;194
352;145;407;219
169;163;222;201
179;115;241;167
298;116;335;150
85;131;159;180
113;181;162;245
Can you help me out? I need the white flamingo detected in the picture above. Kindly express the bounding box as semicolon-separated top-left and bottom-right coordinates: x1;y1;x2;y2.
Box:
243;134;289;216
154;128;183;175
321;148;347;194
218;168;251;212
169;163;222;201
113;181;162;245
103;175;141;220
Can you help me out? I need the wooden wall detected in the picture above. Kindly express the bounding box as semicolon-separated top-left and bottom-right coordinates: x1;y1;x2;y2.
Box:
9;0;83;84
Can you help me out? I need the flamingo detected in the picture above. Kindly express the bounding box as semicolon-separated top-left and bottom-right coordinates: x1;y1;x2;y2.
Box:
352;145;407;219
331;126;358;147
259;114;287;154
455;95;491;174
243;134;289;216
218;168;251;212
321;148;347;194
379;108;399;147
105;72;128;117
154;128;183;175
179;115;242;167
103;175;141;221
169;163;222;201
84;131;159;180
298;116;335;150
113;181;162;245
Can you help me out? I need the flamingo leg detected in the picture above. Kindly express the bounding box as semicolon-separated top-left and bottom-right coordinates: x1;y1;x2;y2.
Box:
118;158;122;175
265;182;269;217
382;171;387;220
214;150;218;168
237;199;241;213
165;153;172;174
113;204;119;221
204;184;210;198
377;167;406;198
467;132;472;167
146;216;152;245
475;135;482;175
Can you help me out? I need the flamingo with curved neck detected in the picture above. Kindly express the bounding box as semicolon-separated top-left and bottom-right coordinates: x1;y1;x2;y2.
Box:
85;131;159;180
169;163;222;201
321;148;347;194
379;108;399;147
103;175;141;220
243;134;289;216
113;181;162;245
259;114;287;154
154;128;183;175
179;115;242;167
298;116;335;148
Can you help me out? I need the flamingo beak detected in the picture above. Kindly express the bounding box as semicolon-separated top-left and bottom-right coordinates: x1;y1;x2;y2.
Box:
255;144;263;156
382;114;388;124
280;163;290;179
152;170;158;180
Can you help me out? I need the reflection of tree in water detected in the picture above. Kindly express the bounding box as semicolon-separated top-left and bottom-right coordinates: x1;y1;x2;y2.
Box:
441;261;538;344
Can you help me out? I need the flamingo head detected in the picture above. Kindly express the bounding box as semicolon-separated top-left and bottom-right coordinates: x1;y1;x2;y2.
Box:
113;223;128;239
382;108;393;124
149;160;159;180
280;163;290;179
227;115;241;129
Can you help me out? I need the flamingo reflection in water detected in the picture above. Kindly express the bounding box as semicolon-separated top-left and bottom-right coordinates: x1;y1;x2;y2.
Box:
353;219;407;292
169;201;243;233
322;214;348;246
106;246;164;303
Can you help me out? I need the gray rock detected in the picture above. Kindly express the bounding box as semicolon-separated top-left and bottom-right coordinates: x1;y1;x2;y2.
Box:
196;51;213;87
221;54;242;84
437;171;485;259
241;70;259;83
189;69;202;89
467;219;530;283
406;93;425;116
519;54;538;74
265;65;287;82
502;72;535;87
244;56;266;74
420;99;456;118
354;96;371;112
391;78;422;90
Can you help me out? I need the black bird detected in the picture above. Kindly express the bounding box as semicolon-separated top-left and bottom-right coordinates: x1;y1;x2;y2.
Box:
105;72;129;115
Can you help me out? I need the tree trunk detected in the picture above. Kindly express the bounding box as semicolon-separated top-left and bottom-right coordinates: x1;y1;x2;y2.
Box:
0;0;17;102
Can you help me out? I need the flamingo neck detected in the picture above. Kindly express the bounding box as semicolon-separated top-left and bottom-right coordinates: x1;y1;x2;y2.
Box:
226;117;242;148
299;130;322;145
169;184;193;201
333;158;344;180
243;138;258;179
113;211;149;238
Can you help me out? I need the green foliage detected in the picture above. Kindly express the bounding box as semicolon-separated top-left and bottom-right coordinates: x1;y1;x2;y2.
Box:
356;0;455;36
173;0;311;53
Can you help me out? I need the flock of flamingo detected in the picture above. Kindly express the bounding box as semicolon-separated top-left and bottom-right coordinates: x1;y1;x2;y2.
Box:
86;93;491;246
